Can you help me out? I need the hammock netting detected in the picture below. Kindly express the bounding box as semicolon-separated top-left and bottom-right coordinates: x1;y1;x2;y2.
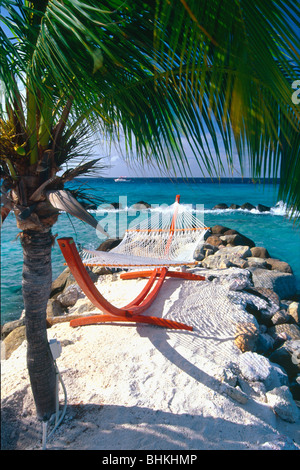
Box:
82;201;209;269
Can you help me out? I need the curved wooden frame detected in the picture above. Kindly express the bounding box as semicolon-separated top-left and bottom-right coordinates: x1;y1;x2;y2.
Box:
57;237;205;331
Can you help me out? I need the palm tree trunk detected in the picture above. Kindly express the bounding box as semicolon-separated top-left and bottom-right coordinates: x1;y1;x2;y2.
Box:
21;229;57;421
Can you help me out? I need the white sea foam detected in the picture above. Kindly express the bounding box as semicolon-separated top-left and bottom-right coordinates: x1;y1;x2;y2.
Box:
90;199;297;218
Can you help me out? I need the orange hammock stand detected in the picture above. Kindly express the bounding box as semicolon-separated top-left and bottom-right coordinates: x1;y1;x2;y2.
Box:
57;195;206;331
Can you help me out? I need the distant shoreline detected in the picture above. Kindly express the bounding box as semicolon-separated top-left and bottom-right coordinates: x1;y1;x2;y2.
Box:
75;177;281;184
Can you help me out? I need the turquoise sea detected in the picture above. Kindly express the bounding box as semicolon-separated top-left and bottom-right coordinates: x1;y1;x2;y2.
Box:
1;177;300;324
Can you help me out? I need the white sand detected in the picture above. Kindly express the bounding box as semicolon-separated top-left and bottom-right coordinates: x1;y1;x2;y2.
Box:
1;273;300;450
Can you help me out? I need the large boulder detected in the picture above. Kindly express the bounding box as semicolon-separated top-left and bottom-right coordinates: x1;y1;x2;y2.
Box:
50;267;75;298
266;258;293;274
246;257;269;269
57;284;84;308
220;233;255;248
269;340;300;379
248;268;297;299
212;203;228;210
47;298;64;318
202;245;252;270
51;265;98;299
237;351;288;391
266;386;299;423
1;318;25;339
210;225;230;234
288;302;300;324
205;235;223;247
257;204;271;212
268;323;300;342
250;246;270;259
96;238;122;252
2;326;26;360
241;202;255;211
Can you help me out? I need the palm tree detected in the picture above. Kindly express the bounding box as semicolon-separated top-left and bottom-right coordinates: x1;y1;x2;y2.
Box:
1;1;299;421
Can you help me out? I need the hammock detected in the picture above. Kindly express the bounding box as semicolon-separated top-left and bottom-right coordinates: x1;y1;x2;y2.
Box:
82;195;208;268
58;195;209;331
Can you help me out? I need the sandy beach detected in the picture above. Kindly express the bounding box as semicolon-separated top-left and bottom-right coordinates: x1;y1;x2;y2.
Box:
1;270;300;450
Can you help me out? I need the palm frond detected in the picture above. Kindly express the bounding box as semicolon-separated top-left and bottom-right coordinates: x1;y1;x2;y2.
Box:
46;189;109;236
1;0;300;218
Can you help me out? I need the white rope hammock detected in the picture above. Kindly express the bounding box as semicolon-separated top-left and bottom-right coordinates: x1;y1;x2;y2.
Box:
82;201;209;269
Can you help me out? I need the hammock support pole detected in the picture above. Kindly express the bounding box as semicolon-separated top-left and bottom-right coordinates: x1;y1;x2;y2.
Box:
57;237;194;331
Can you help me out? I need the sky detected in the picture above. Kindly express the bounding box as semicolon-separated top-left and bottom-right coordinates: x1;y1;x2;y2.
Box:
94;132;251;179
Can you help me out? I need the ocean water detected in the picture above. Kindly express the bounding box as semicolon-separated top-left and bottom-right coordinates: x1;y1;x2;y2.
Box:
1;177;300;324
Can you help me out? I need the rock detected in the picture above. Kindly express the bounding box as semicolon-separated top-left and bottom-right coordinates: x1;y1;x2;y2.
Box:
50;266;98;299
205;235;223;247
245;286;280;307
203;243;219;254
50;267;75;298
237;377;267;400
229;204;240;209
223;229;239;235
217;367;238;387
210;225;230;234
220;233;255;248
1;318;25;339
91;266;112;275
2;326;26;360
241;202;255;211
271;309;295;325
193;243;219;261
46;298;64;318
220;383;248;404
202;267;253;291
218;245;252;259
266;258;293;274
68;298;96;314
257;204;271;212
268;340;300;378
290;375;300;400
248;268;297;299
288;302;300;324
212;203;228;210
260;437;300;450
57;284;84;308
226;272;253;291
237;351;288;391
204;249;215;258
250;246;270;258
246;257;268;268
266;386;299;423
231;287;280;326
256;333;275;356
268;324;300;341
235;322;259;352
193;248;205;261
131;201;151;209
201;246;252;270
96;238;122;252
201;256;229;269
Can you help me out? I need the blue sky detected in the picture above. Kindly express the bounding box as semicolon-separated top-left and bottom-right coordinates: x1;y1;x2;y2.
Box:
95;131;251;179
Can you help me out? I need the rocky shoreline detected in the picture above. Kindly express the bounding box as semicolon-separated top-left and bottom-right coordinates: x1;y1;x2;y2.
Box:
2;222;300;433
211;202;272;212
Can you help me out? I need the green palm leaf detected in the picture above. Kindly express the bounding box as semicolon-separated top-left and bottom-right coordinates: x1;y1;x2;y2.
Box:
1;0;300;216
